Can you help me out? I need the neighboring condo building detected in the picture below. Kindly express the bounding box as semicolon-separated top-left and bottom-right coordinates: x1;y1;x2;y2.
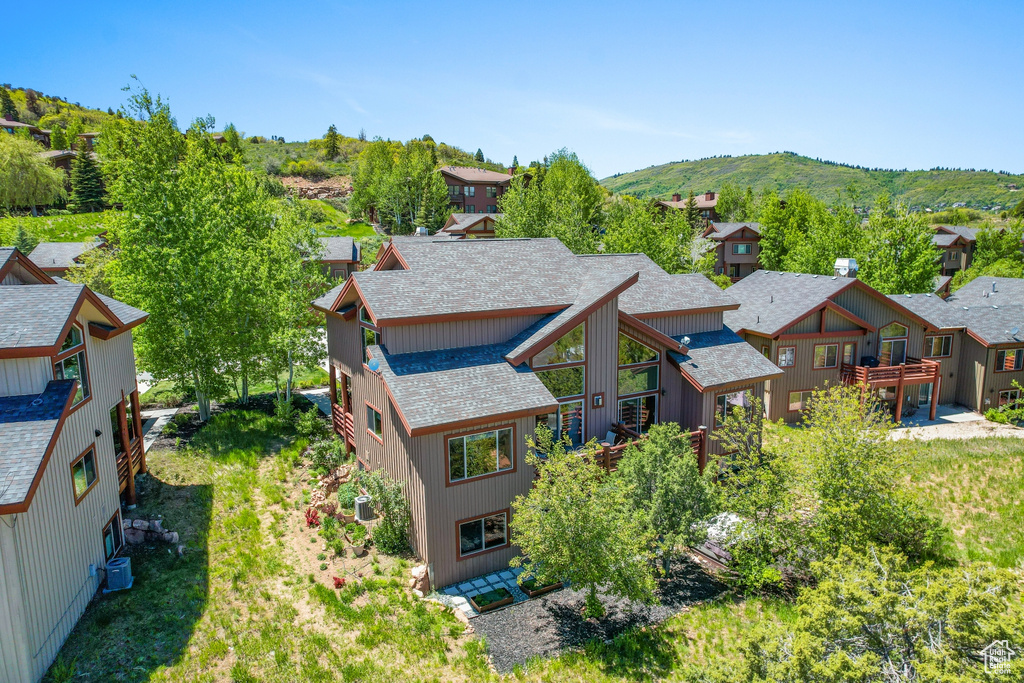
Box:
437;213;502;238
657;191;720;223
438;166;516;214
313;236;780;589
702;222;762;281
0;248;148;683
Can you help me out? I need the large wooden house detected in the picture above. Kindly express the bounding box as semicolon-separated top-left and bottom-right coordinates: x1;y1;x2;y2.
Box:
313;237;780;589
0;248;147;683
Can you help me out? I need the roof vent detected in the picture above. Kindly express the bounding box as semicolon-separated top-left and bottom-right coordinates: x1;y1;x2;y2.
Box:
834;258;859;278
794;273;801;277
682;336;691;346
993;282;997;293
1012;327;1020;337
812;274;818;278
414;226;428;237
905;293;912;297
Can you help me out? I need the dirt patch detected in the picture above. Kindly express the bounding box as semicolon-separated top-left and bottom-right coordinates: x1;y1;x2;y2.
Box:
892;419;1024;441
280;175;352;199
473;558;727;674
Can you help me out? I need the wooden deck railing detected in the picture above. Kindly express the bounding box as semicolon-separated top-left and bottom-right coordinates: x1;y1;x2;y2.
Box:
597;422;708;473
839;358;940;386
331;404;355;445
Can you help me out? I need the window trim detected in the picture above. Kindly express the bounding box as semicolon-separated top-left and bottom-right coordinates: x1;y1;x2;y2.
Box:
731;243;752;255
102;510;123;562
995;348;1024;373
924;334;952;359
777;346;796;368
999;389;1021;408
842;341;857;366
70;445;99;506
365;401;384;444
812;343;839;370
445;424;517;487
531;322;586;370
52;322;90;411
456;509;510;560
761;344;770;358
787;389;814;413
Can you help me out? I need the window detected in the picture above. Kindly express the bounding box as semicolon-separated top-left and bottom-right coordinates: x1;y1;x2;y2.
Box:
535;366;585;399
728;264;740;278
366;405;383;441
879;323;908;366
126;394;139;444
109;405;125;456
448;184;461;197
486;186;498;198
53;325;89;405
924;335;952;358
359;307;381;364
732;243;752;255
842;342;857;365
618;333;658;366
466;205;476;213
716;390;751;427
777;346;795;367
541;400;584;448
996;349;1024;372
464;186;475;197
70;447;98;504
788;390;814;412
486;205;498;213
999;389;1021;407
618;366;659;395
103;512;123;561
761;345;770;358
947;250;958;262
533;324;585;367
618;395;656;433
448;427;513;483
458;512;507;558
813;344;839;369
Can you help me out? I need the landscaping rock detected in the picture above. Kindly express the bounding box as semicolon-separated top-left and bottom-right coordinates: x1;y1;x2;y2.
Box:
411;564;430;594
124;528;146;545
132;519;150;531
176;544;186;557
150;519;165;533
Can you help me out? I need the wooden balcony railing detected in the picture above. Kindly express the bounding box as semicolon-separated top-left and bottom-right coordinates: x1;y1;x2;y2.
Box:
331;404;355;445
839;357;941;387
596;422;708;473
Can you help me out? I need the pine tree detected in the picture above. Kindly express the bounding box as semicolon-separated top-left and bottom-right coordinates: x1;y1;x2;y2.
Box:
49;126;68;151
69;144;104;212
683;190;703;230
0;89;17;121
324;124;340;159
13;222;38;255
512;155;519;168
474;148;484;162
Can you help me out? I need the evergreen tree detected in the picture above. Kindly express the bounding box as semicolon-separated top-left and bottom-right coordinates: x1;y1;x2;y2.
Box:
512;155;519;168
683;190;702;230
13;222;38;255
323;124;340;159
474;148;484;162
69;142;104;212
0;88;17;120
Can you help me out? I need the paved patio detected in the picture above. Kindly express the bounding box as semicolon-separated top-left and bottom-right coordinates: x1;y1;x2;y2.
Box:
432;567;529;617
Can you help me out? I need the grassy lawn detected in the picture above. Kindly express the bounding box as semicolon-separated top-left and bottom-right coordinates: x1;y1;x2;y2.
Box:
139;366;328;409
903;436;1024;567
0;211;109;244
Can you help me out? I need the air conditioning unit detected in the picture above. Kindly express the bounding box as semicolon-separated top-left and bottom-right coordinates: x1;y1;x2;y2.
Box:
355;495;375;522
107;557;133;591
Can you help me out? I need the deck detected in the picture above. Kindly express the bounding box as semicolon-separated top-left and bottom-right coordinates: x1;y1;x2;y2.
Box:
839;357;941;421
597;422;708;472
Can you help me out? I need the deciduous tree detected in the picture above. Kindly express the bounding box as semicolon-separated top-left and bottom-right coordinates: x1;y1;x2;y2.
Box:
49;125;68;151
859;194;938;294
0;134;66;215
510;426;657;618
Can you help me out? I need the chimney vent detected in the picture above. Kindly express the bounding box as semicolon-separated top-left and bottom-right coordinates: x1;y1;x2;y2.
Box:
992;281;997;293
415;226;428;237
671;193;681;203
834;258;859;278
705;191;715;201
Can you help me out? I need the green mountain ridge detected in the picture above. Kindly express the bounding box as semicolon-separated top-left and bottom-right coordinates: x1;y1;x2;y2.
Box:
601;152;1024;211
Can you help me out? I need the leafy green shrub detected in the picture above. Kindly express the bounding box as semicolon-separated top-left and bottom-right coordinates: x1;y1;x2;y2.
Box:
281;159;329;179
308;437;345;474
337;482;357;510
359;471;411;554
319;515;339;543
295;408;331;442
349;524;368;546
986;408;1009;423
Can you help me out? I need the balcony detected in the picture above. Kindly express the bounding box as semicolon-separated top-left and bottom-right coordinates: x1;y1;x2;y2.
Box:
598;422;708;472
840;357;941;421
331;404;355;445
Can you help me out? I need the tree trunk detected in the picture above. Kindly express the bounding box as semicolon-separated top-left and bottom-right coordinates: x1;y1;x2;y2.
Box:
286;350;295;404
193;371;211;421
30;205;38;217
241;373;249;405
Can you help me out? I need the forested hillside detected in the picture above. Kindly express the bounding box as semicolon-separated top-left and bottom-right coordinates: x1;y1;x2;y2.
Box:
0;83;117;130
602;152;1024;211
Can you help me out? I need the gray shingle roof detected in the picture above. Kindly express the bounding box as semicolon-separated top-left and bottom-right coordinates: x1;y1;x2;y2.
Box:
440;213;502;233
369;332;557;434
668;327;783;390
956;304;1024;345
724;270;853;335
886;293;964;330
0;380;76;507
935;225;979;242
948;277;1024;304
0;283;85;349
93;291;147;326
28;242;101;269
318;236;359;262
706;222;761;240
0;248;14;271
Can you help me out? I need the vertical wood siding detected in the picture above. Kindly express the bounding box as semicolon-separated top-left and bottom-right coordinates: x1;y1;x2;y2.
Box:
956;337;988;410
383;315;545;355
705;383;765;456
585;300;618;441
978;346;1024;409
637;311;723;337
0;359;51;397
0;312;140;683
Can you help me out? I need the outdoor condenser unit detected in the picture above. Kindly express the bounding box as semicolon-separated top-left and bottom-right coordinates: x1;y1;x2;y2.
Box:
107;557;133;591
355;495;375;522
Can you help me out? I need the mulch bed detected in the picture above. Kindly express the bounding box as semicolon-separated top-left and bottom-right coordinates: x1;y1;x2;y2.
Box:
472;557;726;674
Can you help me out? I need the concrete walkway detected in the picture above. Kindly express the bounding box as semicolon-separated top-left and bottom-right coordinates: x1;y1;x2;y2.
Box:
297;387;331;416
891;404;1024;441
141;408;178;452
431;567;529;618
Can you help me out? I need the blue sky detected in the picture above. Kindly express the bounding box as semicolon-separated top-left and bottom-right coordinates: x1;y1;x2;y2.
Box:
7;0;1023;178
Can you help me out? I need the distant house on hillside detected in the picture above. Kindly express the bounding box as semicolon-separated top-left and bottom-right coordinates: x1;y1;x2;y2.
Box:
28;240;105;277
932;225;978;276
702;222;762;281
437;213;502;238
438;166;518;214
1;115;51;147
0;247;148;683
317;236;361;280
656;191;720;223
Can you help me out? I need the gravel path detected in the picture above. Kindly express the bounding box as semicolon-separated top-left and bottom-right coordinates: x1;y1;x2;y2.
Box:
472;558;725;674
891;418;1024;441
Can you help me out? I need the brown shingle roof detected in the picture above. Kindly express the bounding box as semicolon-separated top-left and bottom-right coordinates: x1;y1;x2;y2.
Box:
438;166;514;184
